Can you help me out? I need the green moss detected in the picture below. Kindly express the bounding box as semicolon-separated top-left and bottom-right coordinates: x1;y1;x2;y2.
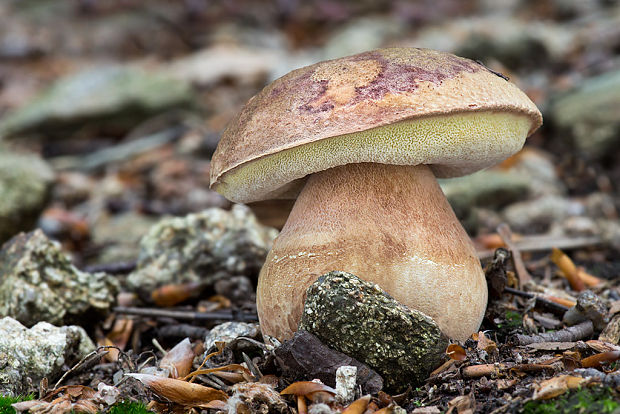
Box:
505;310;523;328
522;387;620;414
0;395;33;414
109;401;155;414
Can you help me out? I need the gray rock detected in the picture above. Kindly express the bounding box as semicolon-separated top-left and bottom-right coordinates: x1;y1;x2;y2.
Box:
563;290;608;331
127;204;277;292
299;271;448;392
502;195;584;232
0;65;193;139
551;70;620;159
503;149;566;197
0;316;95;397
0;229;119;327
90;211;158;264
439;170;530;211
204;321;260;353
0;150;54;243
323;17;404;60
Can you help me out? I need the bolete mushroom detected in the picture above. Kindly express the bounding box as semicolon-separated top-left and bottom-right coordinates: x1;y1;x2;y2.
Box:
209;48;542;341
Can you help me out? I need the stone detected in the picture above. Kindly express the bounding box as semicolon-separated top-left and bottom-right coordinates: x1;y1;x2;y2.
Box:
0;150;54;243
551;70;620;159
227;382;288;414
502;195;584;233
0;316;95;397
273;330;383;394
563;290;608;331
0;229;119;327
299;271;448;392
323;17;404;60
90;211;158;264
335;366;357;405
599;314;620;345
126;204;277;293
204;322;260;353
0;65;193;139
439;170;530;211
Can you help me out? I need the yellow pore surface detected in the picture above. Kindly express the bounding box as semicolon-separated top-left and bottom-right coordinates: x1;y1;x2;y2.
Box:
215;111;533;203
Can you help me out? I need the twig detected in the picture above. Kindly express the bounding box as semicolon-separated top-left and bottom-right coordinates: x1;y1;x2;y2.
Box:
514;321;593;345
503;287;571;315
54;347;113;389
84;261;136;275
497;224;531;287
242;352;263;379
477;235;603;260
114;306;258;322
462;363;506;378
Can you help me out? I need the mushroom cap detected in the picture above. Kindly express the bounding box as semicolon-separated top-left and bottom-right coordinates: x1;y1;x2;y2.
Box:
210;47;542;203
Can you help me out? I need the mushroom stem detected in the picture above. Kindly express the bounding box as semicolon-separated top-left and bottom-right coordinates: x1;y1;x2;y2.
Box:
257;162;487;341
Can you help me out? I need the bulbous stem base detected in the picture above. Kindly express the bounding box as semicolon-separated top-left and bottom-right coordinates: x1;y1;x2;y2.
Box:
257;162;487;341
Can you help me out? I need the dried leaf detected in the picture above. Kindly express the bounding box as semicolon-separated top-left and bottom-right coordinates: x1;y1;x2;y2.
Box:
280;381;337;396
126;373;228;406
160;338;195;379
585;340;620;353
476;332;497;353
342;395;371;414
581;351;620;369
152;282;202;307
532;375;585;400
446;344;467;361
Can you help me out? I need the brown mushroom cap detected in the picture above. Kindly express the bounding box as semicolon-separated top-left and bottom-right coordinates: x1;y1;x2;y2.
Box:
210;47;542;203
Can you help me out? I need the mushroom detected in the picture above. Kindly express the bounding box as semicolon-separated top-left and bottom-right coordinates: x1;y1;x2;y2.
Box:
210;48;542;341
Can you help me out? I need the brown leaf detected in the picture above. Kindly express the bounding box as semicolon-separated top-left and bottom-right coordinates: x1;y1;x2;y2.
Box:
476;332;497;353
280;381;337;396
532;375;584;400
581;351;620;369
446;344;467;361
151;282;203;307
160;338;195;379
342;395;371;414
126;373;228;406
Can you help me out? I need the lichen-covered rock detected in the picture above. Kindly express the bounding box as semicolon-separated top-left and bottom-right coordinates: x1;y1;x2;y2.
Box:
551;70;620;159
0;65;194;139
0;230;119;327
126;204;277;292
204;322;260;353
0;150;54;243
0;316;95;397
299;271;448;392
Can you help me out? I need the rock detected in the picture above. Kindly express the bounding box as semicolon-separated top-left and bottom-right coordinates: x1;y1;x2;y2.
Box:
227;382;288;414
563;290;608;331
0;316;95;397
335;366;357;405
323;17;404;60
0;65;193;139
439;170;531;211
502;148;566;197
299;271;448;392
273;330;383;394
599;314;620;345
214;275;255;305
551;70;620;159
0;150;54;243
204;322;260;353
502;195;584;233
167;45;280;87
90;211;158;264
0;230;119;327
411;17;575;69
126;205;277;293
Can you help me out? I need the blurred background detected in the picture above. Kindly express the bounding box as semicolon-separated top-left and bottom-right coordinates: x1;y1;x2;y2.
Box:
0;0;619;268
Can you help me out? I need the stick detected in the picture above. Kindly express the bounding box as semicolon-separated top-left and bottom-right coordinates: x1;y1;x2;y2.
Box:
113;306;258;322
514;321;593;345
503;287;571;315
477;235;603;260
497;224;531;287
